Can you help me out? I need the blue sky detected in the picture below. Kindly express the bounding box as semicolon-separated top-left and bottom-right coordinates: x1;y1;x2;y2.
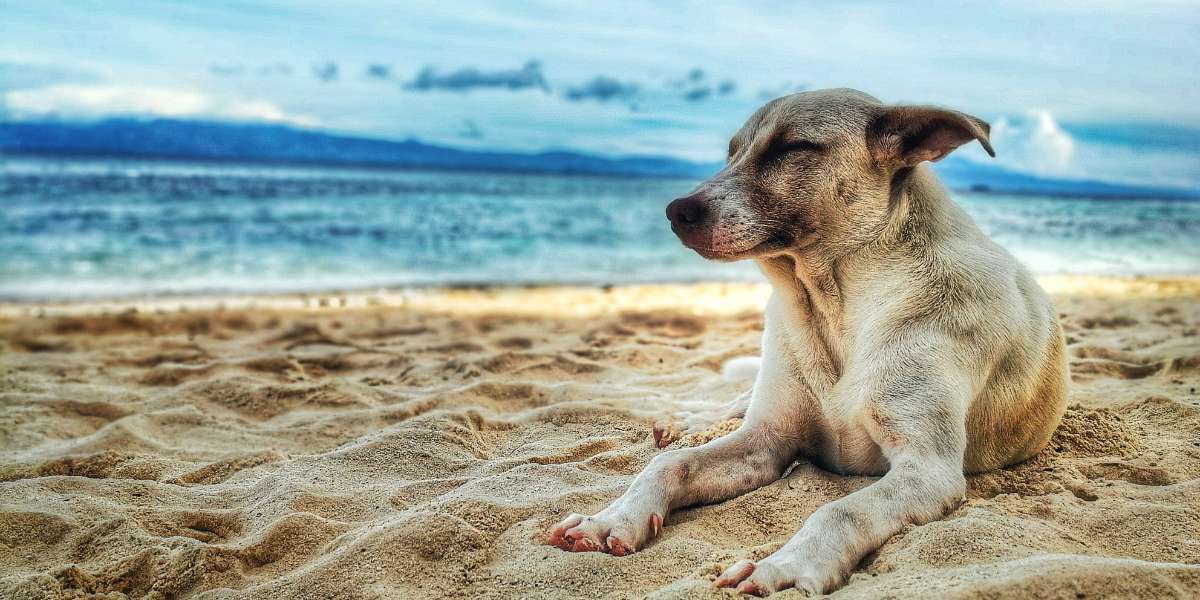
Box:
2;1;1198;188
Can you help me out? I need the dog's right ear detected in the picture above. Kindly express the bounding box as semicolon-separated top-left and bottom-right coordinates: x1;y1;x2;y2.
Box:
868;105;995;168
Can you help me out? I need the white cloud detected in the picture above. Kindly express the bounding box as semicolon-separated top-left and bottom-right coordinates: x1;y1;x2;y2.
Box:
987;110;1076;176
968;109;1200;188
3;84;317;126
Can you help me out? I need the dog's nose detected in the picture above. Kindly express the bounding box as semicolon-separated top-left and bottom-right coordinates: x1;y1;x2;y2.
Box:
666;195;709;228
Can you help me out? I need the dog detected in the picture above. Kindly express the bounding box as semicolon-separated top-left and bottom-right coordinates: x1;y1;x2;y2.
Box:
547;88;1068;596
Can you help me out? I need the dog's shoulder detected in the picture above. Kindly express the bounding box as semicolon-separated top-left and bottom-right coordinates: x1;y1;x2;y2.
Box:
850;204;1050;351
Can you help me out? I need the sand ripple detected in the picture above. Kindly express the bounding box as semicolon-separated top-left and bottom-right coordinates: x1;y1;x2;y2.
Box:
1;283;1199;598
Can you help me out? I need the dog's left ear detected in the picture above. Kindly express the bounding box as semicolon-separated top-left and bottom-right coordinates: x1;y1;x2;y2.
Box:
869;106;995;168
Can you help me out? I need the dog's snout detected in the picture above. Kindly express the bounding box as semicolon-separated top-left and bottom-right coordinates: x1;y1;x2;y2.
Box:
666;195;709;228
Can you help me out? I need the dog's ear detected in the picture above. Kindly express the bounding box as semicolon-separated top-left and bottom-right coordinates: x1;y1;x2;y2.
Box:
868;106;995;168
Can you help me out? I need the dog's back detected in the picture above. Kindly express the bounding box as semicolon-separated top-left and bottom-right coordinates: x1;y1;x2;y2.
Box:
880;166;1069;472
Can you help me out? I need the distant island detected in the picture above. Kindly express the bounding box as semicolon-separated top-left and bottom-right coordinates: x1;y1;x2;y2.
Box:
1;118;1195;198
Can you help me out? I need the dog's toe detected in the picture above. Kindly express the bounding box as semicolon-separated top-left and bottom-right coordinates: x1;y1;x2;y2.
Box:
562;524;604;553
715;558;819;597
652;421;679;448
737;580;767;596
548;510;663;556
547;513;584;549
715;560;756;588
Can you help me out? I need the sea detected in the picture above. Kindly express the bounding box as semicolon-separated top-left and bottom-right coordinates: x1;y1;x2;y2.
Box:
2;157;1198;300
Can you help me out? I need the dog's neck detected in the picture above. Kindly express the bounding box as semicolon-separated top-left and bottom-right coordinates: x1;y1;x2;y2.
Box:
877;165;960;251
754;165;957;372
755;242;847;377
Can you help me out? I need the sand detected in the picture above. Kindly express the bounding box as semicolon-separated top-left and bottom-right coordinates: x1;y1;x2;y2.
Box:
0;277;1198;599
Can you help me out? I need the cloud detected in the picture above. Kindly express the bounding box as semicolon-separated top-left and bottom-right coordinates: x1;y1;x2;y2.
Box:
365;64;391;80
458;119;483;139
209;64;243;77
3;84;317;126
989;109;1075;176
211;63;293;77
403;60;549;93
312;62;339;82
1064;122;1200;153
564;76;639;103
258;63;293;76
682;87;711;102
973;112;1200;188
667;69;735;102
668;68;706;89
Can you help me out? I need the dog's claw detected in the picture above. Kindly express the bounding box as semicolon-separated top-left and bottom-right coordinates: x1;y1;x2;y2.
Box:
547;513;584;549
715;560;756;588
652;421;679;448
737;581;766;596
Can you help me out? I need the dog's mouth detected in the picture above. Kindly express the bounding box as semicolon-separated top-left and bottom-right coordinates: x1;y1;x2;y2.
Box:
682;230;794;261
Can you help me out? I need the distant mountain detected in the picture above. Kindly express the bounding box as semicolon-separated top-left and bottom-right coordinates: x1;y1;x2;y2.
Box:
932;157;1198;199
1;118;1195;198
0;118;716;178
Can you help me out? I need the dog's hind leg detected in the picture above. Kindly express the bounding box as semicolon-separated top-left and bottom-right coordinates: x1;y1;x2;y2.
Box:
549;413;803;556
652;355;761;447
652;388;751;448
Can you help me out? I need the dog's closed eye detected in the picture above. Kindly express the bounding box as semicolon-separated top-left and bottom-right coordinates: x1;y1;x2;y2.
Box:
762;138;824;165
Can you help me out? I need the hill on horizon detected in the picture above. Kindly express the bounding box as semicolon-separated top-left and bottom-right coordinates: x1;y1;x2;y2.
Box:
1;118;1195;199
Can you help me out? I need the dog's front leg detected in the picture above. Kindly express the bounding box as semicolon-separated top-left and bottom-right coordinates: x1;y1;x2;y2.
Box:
548;418;800;555
716;450;965;595
547;364;813;556
717;346;971;595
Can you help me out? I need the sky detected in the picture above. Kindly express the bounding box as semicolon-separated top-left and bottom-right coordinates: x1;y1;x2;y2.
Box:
2;1;1198;189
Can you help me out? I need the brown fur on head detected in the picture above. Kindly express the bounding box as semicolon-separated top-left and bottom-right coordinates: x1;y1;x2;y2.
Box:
665;88;994;260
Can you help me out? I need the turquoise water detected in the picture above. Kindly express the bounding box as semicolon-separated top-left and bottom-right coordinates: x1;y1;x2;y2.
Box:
2;157;1198;300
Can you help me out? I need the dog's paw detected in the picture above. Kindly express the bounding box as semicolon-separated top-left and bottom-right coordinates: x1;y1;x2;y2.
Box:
653;415;742;448
714;557;823;597
547;510;662;556
652;408;724;448
652;395;749;448
652;419;685;448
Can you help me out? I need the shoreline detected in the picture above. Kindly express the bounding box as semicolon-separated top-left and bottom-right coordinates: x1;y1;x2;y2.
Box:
2;274;1198;319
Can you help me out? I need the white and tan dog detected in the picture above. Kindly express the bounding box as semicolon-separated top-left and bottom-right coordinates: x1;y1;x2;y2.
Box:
548;88;1068;596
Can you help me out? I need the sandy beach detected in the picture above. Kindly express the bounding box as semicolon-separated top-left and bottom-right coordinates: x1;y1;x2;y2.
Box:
1;277;1198;599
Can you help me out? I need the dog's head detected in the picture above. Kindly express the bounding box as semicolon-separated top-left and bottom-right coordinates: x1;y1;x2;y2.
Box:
666;88;994;260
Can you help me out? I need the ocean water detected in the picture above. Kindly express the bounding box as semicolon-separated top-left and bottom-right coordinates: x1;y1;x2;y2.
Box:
2;157;1198;300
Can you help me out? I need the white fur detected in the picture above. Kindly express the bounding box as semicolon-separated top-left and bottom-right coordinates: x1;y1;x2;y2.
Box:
721;356;761;382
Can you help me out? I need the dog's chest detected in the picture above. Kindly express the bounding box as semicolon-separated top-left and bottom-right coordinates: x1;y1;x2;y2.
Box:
771;298;890;475
808;413;889;475
769;294;844;391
